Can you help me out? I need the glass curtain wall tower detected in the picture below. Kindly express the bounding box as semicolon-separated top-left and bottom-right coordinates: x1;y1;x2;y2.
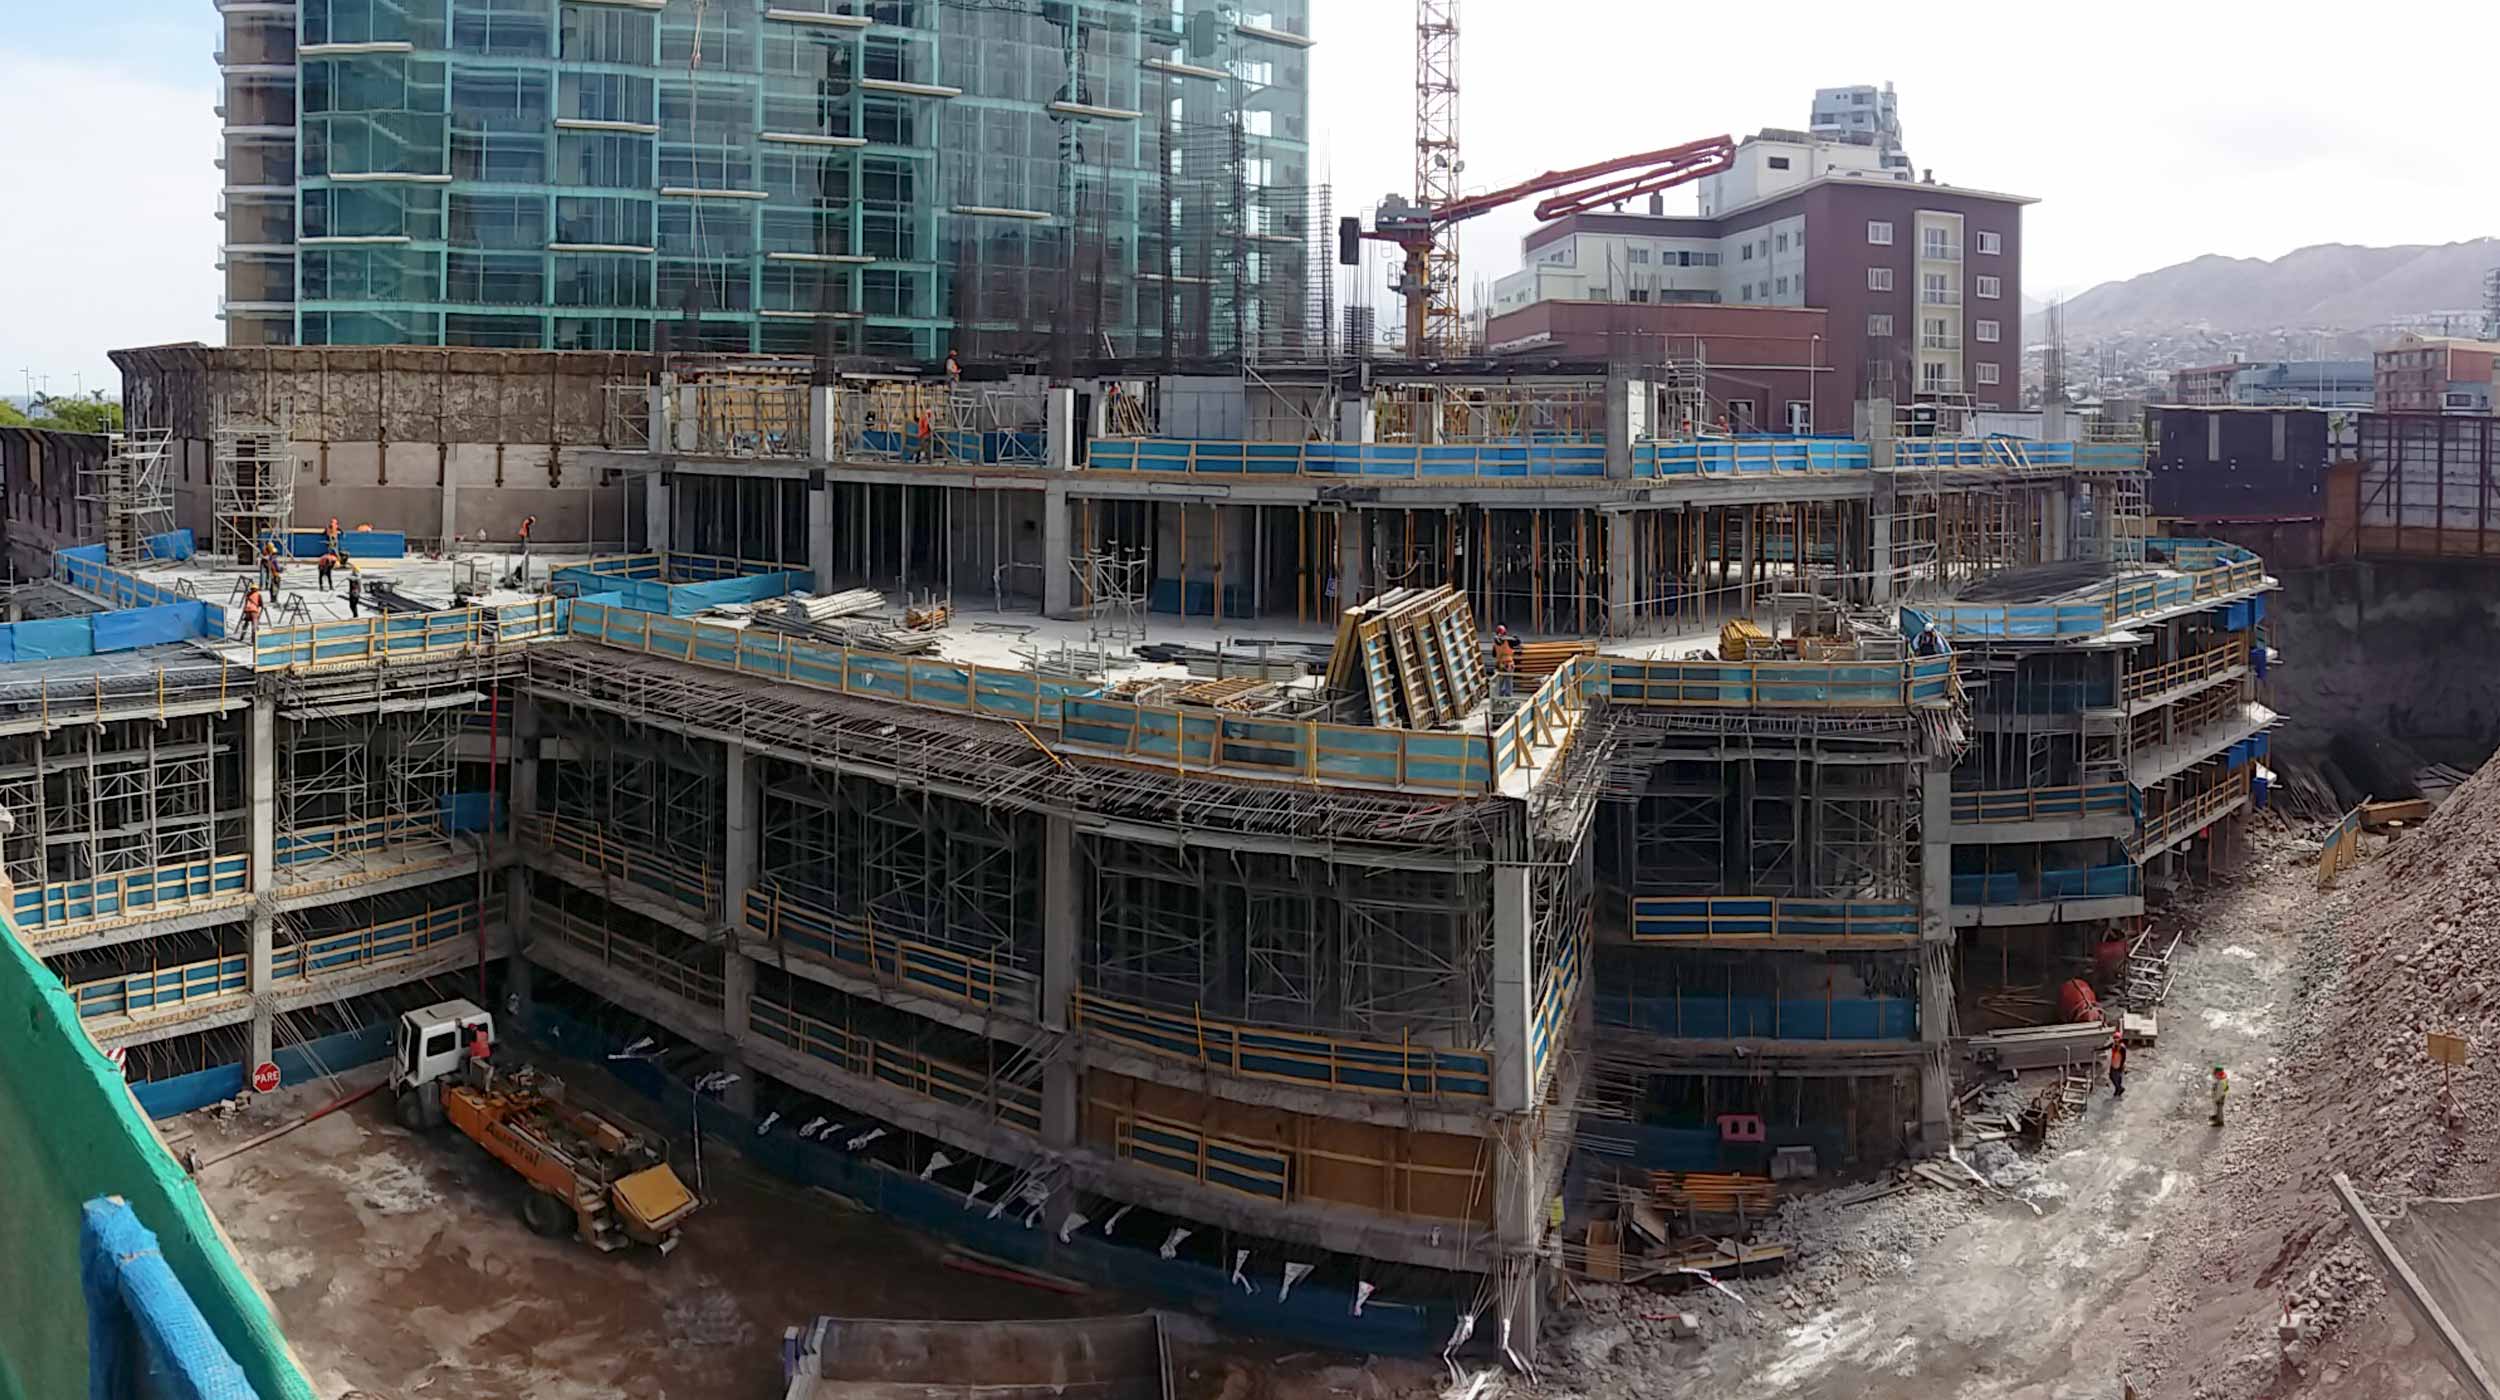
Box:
216;0;1317;360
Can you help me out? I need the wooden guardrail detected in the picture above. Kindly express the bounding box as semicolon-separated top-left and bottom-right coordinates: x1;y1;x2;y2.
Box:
1072;989;1493;1101
523;811;719;914
743;882;1037;1018
1947;782;2133;825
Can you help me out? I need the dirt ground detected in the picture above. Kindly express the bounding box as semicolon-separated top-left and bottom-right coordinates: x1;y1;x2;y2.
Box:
180;1064;1111;1400
1529;829;2462;1400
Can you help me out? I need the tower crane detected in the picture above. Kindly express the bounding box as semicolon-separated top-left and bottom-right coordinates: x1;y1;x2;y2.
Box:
1366;134;1737;357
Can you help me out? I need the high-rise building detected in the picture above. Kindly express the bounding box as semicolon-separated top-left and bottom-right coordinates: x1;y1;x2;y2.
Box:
1808;82;1909;175
214;1;1318;361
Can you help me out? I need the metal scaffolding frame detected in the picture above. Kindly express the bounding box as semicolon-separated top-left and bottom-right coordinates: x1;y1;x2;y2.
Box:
540;702;724;878
0;714;227;891
212;400;295;566
80;428;177;567
757;757;1040;972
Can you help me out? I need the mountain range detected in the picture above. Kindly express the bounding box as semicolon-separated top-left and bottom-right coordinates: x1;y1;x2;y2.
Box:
2030;239;2500;343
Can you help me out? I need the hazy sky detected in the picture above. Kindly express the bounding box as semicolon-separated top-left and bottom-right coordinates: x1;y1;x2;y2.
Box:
7;0;2497;391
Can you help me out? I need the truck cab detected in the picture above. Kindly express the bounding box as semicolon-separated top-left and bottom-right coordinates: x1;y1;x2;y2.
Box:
391;998;494;1130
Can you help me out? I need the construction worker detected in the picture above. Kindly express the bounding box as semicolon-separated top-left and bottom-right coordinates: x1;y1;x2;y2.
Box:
345;568;364;618
2107;1026;2127;1100
945;347;961;383
915;407;935;462
238;585;263;644
325;515;341;552
517;514;537;581
260;540;281;592
263;551;285;597
1492;624;1519;699
2210;1065;2230;1126
317;548;338;591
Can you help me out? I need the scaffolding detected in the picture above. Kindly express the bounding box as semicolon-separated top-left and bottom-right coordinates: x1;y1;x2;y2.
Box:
1070;547;1150;652
79;428;177;567
212;401;295;567
1372;381;1606;444
0;713;227;894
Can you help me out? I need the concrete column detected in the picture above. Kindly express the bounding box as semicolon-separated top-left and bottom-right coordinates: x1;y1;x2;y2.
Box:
1041;815;1081;1148
1605;512;1633;636
721;738;756;933
506;695;540;1015
647;382;670;452
1870;506;1896;605
438;470;460;547
1491;1121;1546;1364
808;385;836;462
1916;764;1955;1152
721;950;757;1116
1604;374;1643;479
1491;862;1534;1113
247;692;277;1074
645;472;671;553
807;471;835;589
672;384;699;453
1045;387;1077;470
1335;395;1375;444
1042;483;1074;620
1335;509;1366;607
2046;487;2072;563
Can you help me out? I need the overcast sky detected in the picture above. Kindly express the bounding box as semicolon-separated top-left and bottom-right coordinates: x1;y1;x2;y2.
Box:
6;0;2497;392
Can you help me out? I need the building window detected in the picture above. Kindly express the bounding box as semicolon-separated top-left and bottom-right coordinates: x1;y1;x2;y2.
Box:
1628;247;1649;264
1866;220;1893;245
1921;360;1950;390
1775;232;1789;252
1768;155;1791;170
1976;275;2001;299
1921;271;1953;305
1975;230;2001;255
1740;243;1754;262
1739;283;1752;300
1867;314;1893;337
1867;267;1893;291
1975;363;2001;386
1774;276;1789;295
1629;289;1650;303
1976;319;2000;343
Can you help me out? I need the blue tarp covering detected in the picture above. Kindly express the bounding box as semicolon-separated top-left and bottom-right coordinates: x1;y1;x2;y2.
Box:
270;530;407;559
439;792;506;833
58;543;107;565
523;1005;1456;1357
80;1197;256;1400
10;617;93;661
1595;994;1917;1040
130;1022;392;1120
1574;1119;1852;1175
139;529;195;562
90;601;213;653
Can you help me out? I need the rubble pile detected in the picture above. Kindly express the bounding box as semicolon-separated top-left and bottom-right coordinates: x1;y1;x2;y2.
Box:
2195;758;2500;1370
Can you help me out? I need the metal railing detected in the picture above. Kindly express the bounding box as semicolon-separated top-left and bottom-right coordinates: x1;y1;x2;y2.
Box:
1947;781;2133;825
1628;895;1920;943
749;993;1043;1135
523;811;719;915
2120;636;2250;704
1071;989;1494;1101
744;882;1037;1019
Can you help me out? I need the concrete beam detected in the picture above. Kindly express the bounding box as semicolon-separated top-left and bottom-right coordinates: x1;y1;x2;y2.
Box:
1946;814;2137;846
1947;893;2148;929
1041;814;1080;1148
807;469;835;587
721;739;756;928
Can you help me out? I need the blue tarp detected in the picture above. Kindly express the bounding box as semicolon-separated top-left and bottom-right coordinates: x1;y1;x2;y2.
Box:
130;1023;392;1119
270;530;407;560
90;601;213;653
139;529;195;562
439;792;506;834
1595;994;1918;1040
523;1005;1457;1357
80;1197;256;1400
9;617;93;661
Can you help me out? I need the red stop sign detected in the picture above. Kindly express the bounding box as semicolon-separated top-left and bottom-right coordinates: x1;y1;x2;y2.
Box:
250;1061;281;1094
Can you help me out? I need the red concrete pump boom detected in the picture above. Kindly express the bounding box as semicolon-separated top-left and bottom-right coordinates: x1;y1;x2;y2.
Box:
1365;134;1735;353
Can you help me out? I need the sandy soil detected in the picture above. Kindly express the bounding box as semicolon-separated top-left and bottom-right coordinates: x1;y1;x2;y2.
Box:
182;1064;1106;1399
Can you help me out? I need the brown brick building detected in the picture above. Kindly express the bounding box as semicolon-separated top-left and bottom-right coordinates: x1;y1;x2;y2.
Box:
1487;174;2032;417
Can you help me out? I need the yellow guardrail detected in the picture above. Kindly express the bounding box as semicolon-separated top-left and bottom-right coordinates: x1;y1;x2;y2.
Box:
1071;989;1493;1101
748;993;1043;1135
742;884;1036;1016
531;902;725;1010
2121;636;2249;704
522;811;719;914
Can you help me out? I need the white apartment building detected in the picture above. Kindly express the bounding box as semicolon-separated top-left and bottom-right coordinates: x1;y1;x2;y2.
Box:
1810;83;1912;173
1697;130;1907;217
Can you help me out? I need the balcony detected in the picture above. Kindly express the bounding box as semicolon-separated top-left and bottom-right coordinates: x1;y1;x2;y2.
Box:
1948;781;2136;844
1920;334;1961;351
1919;290;1961;307
1950;862;2143;926
1918;241;1962;262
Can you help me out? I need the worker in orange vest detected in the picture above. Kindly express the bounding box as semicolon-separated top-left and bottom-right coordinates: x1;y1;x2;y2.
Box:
238;585;263;643
317;549;339;591
1492;624;1518;699
325;515;341;551
2107;1026;2128;1100
915;408;935;462
517;514;537;580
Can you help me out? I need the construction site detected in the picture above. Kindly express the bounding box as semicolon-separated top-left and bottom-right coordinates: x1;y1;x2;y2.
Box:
47;3;2495;1398
0;317;2302;1388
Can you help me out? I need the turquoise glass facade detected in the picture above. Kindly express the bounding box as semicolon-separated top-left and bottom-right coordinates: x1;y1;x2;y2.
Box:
243;0;1314;358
